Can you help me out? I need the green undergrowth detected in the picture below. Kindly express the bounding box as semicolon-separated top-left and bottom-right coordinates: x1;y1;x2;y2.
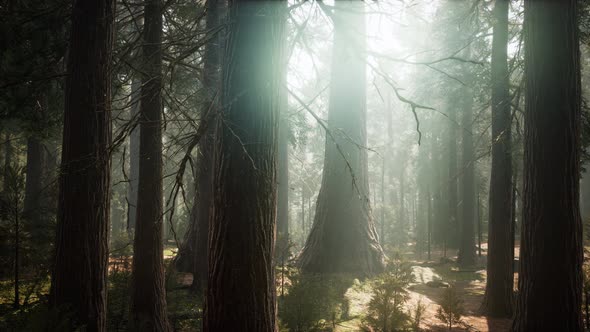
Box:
0;256;203;331
278;271;356;332
0;277;52;331
107;257;202;331
278;259;426;332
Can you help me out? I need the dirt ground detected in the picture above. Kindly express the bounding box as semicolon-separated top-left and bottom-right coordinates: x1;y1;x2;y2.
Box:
335;246;514;332
392;247;513;332
408;275;511;332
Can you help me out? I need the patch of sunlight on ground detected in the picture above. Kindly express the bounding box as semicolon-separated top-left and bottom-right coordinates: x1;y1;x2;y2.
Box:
330;278;373;331
344;278;373;317
412;265;443;284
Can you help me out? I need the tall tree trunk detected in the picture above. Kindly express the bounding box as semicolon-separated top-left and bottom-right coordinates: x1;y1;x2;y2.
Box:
481;0;514;317
277;114;290;249
176;172;197;272
511;164;518;270
174;0;223;279
427;190;432;260
398;166;407;247
191;0;223;291
447;102;459;250
128;77;141;236
380;158;386;246
307;193;312;234
301;185;306;244
49;0;114;329
276;23;290;249
581;171;590;222
298;0;385;275
416;136;430;256
512;1;583;330
23;137;44;242
127;0;143;238
436;143;449;256
13;192;19;309
203;1;285;330
477;192;482;257
432;137;444;249
458;85;476;267
130;0;170;330
384;96;394;247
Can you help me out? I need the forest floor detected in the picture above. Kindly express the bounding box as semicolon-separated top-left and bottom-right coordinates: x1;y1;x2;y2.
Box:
332;245;515;332
0;243;516;332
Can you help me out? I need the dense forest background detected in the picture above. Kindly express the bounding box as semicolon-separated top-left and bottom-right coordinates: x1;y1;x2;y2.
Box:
0;0;589;331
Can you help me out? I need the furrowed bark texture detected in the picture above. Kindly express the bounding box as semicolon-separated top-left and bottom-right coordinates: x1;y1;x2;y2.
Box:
512;1;583;330
298;0;385;275
190;0;223;290
127;77;141;236
49;0;115;330
203;1;285;331
176;0;223;279
130;0;170;330
481;0;514;318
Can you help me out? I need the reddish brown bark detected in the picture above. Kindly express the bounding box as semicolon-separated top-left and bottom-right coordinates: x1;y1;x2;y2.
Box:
203;1;285;331
190;0;223;291
129;0;170;330
512;1;583;330
481;0;514;317
175;0;223;282
298;0;385;275
49;0;115;330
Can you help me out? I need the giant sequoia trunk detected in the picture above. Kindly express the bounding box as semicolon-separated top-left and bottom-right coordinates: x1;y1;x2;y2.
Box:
49;0;114;329
203;1;284;331
130;0;170;330
512;1;583;330
481;0;514;317
298;0;385;275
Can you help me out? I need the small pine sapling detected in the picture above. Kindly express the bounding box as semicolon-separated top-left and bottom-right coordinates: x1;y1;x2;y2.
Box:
411;298;426;331
361;260;415;332
435;286;464;331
